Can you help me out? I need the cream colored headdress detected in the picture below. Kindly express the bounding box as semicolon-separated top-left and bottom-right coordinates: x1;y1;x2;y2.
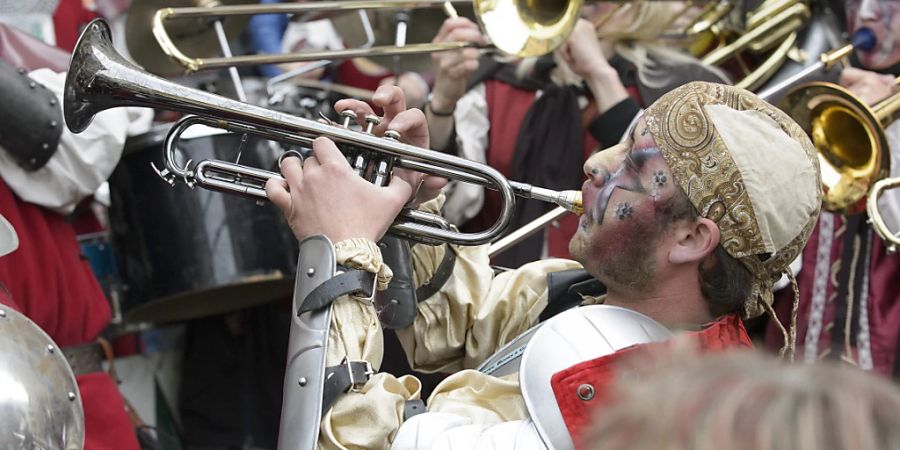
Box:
643;82;821;321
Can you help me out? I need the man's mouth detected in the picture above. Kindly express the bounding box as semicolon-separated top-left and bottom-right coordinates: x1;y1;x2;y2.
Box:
581;180;595;216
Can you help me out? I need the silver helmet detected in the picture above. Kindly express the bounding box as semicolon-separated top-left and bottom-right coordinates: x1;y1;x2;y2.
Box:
0;304;84;450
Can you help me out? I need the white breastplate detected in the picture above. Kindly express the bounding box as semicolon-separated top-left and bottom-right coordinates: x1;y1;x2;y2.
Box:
394;305;672;450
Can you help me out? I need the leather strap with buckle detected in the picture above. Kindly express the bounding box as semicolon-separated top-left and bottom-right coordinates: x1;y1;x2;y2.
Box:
61;341;105;377
299;268;377;316
321;360;375;415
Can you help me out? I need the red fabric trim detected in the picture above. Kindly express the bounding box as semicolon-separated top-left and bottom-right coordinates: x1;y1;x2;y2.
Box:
336;59;392;93
78;372;141;450
550;314;752;449
0;180;111;346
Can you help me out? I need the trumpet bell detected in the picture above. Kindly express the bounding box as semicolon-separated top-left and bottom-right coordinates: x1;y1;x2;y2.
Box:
64;19;584;246
781;82;890;215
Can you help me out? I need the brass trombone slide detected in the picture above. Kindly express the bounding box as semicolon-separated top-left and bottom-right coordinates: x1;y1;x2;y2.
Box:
67;20;581;246
153;0;583;72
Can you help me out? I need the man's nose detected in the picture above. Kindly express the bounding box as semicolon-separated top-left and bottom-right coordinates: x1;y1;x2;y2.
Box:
859;0;881;21
584;144;627;182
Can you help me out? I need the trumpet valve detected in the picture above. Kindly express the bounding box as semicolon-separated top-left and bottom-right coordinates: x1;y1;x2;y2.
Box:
364;115;380;134
352;154;367;176
339;109;358;128
372;160;391;186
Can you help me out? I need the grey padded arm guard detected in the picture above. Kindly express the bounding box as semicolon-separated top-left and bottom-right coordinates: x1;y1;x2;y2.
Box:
277;235;376;450
0;59;62;171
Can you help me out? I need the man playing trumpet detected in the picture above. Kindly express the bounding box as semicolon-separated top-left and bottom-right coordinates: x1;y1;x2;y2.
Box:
263;79;821;449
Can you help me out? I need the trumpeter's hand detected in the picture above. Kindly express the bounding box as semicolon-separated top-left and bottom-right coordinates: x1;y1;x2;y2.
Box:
266;85;446;241
840;67;897;106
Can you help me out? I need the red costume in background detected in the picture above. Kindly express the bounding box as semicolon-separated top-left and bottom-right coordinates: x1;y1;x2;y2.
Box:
462;79;600;261
458;56;645;268
765;213;900;378
0;182;140;450
0;13;139;450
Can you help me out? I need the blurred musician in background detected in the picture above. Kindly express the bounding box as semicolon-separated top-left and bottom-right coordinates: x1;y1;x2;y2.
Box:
425;2;728;268
0;11;153;450
765;0;900;378
247;0;430;108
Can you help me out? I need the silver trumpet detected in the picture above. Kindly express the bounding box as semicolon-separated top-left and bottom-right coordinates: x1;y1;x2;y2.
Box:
65;20;581;246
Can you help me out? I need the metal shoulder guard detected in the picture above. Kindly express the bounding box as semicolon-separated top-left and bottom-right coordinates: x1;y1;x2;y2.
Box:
277;235;376;450
518;305;672;450
0;59;62;170
0;304;84;450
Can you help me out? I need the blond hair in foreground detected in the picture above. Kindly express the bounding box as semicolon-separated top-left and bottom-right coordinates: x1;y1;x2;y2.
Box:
585;349;900;450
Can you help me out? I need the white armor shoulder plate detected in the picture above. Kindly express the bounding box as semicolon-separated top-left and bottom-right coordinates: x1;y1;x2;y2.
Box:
519;305;672;450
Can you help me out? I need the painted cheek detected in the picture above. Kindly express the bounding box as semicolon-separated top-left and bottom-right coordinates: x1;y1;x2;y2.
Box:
584;198;658;266
602;189;649;224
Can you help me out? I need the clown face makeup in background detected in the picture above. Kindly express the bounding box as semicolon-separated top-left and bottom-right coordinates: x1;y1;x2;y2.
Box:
569;117;679;291
847;0;900;70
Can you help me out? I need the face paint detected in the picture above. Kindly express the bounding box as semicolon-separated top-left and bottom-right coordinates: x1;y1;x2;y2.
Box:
653;169;668;187
846;0;900;69
615;202;634;221
571;117;680;292
587;146;667;226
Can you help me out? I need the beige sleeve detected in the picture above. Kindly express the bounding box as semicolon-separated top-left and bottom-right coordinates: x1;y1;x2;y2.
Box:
400;242;582;373
396;196;584;372
319;238;415;449
320;234;581;448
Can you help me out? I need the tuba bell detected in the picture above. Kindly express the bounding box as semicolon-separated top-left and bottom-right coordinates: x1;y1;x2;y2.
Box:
779;77;900;215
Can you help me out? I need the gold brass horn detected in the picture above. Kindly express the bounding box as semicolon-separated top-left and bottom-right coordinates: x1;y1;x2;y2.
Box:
66;20;581;246
780;77;900;216
699;0;811;91
153;0;583;72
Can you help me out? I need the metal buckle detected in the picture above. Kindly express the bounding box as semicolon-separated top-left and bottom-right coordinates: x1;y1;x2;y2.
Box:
345;359;374;393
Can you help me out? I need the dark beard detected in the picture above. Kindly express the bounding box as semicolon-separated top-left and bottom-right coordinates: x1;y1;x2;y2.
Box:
598;227;658;293
584;213;664;294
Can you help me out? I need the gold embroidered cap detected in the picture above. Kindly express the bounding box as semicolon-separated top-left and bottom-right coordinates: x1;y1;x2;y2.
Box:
643;82;822;318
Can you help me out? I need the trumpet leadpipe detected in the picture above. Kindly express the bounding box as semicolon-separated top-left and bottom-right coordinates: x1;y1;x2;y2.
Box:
512;184;583;215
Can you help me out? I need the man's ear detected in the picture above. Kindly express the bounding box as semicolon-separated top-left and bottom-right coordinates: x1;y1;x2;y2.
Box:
668;217;720;265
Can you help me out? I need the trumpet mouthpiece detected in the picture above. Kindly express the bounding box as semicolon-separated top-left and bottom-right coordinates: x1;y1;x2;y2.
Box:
510;184;583;215
559;190;583;215
853;27;877;52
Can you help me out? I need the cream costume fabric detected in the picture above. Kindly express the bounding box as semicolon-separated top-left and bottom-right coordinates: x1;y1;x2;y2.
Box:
321;225;580;449
316;82;821;449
